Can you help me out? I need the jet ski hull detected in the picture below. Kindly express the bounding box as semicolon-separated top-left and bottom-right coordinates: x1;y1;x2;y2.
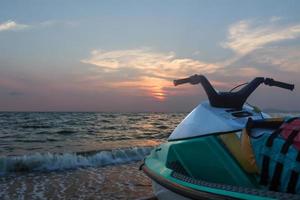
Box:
142;136;300;200
143;165;239;200
152;181;191;200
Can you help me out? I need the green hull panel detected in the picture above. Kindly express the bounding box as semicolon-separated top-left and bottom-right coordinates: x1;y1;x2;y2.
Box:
144;135;276;200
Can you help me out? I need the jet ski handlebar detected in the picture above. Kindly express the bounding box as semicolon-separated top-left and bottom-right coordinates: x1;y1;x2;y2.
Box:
174;75;294;109
264;78;294;91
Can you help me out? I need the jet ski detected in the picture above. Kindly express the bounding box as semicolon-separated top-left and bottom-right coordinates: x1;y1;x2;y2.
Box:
141;75;300;200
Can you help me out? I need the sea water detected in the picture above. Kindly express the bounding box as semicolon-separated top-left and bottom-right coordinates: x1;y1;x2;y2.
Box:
0;112;186;199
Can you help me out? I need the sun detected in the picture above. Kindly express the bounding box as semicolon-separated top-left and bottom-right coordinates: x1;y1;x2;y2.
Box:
142;77;170;101
152;92;165;101
111;76;170;101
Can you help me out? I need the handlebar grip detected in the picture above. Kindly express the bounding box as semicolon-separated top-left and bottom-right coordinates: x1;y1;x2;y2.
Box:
265;78;294;91
174;74;204;86
173;77;191;86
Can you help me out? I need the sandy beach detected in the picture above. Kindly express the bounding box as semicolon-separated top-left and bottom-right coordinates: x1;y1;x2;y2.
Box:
0;161;153;200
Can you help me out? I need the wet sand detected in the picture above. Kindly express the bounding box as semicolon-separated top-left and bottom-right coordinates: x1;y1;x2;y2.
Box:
0;161;154;200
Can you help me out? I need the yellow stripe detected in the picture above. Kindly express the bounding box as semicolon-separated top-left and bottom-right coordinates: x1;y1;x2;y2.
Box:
219;131;258;174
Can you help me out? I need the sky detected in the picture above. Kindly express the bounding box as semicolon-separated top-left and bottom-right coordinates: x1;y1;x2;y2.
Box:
1;0;300;112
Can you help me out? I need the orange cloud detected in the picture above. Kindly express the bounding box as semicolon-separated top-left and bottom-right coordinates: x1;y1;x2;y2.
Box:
81;48;220;100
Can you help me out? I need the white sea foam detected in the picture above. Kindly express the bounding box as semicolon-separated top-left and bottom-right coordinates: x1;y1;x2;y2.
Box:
0;147;152;175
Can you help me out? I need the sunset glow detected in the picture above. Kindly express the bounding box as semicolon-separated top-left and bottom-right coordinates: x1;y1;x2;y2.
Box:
110;77;171;101
143;77;170;101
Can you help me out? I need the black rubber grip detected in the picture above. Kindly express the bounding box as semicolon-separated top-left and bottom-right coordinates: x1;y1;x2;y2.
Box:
265;78;294;91
173;77;191;86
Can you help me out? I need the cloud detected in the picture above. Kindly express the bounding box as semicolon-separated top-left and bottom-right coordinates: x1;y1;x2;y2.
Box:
82;48;219;77
270;16;282;22
38;20;79;28
219;17;300;75
222;18;300;55
81;48;221;100
0;19;78;33
244;46;300;72
0;20;29;32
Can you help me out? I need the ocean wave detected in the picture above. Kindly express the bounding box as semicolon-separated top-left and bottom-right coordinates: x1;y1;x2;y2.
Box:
15;139;48;143
100;119;111;123
102;126;117;130
157;125;169;129
20;125;52;129
0;146;152;176
128;117;140;121
55;130;76;135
